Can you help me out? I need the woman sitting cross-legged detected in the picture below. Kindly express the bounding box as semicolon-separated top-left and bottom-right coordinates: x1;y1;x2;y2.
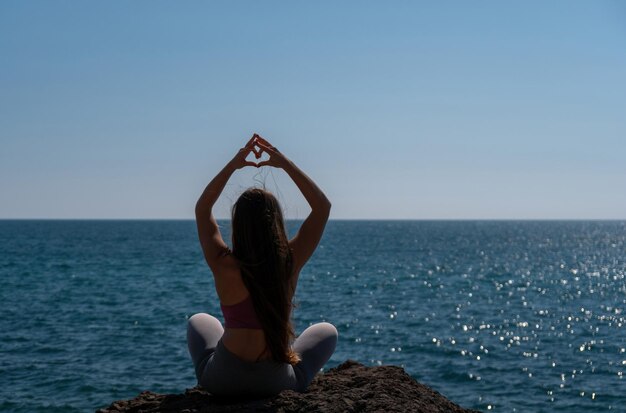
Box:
187;134;338;397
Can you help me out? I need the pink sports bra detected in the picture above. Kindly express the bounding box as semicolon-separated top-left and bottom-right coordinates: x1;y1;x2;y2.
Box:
220;295;263;329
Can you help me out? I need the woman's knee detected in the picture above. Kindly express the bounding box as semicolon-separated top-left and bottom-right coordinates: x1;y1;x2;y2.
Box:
320;322;338;337
187;313;224;340
187;313;224;363
322;323;338;350
188;312;219;328
295;322;338;354
310;322;338;342
188;313;206;333
292;322;338;391
188;312;206;323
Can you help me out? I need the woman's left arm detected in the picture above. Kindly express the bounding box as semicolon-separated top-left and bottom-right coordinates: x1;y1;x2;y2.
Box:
195;137;258;271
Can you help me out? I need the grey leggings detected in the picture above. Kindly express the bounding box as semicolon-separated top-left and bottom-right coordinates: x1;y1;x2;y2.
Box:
187;313;338;397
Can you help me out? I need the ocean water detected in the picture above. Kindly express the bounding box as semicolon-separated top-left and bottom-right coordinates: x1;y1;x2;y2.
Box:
1;220;625;412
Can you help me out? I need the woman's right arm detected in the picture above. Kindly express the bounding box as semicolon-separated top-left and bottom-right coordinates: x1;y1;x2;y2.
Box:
255;136;331;284
196;137;258;272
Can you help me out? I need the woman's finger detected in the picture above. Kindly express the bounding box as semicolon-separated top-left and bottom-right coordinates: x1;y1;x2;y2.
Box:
245;133;258;148
255;141;276;155
238;146;253;158
256;137;278;152
256;160;272;168
248;135;265;158
255;135;273;147
244;145;261;159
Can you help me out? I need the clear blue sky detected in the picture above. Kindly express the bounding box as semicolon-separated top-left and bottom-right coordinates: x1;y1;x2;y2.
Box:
1;1;625;219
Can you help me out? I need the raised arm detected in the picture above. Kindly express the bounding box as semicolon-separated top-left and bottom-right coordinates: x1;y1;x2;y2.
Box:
195;137;258;271
255;135;331;284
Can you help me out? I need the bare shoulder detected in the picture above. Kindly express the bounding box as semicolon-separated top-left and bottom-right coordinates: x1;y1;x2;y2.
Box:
211;254;249;304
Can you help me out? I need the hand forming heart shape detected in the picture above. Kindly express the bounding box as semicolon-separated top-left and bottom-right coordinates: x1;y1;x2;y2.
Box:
245;144;270;165
230;133;286;170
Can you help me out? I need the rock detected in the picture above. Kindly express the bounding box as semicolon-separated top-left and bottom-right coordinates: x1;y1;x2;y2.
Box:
96;360;480;412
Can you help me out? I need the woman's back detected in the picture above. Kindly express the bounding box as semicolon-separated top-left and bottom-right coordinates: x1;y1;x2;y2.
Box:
214;254;291;362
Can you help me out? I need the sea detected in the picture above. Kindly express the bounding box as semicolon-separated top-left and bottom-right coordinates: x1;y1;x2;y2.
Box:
1;220;625;412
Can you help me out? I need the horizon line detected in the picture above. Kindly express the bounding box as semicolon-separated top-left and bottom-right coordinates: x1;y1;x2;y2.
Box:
1;218;625;222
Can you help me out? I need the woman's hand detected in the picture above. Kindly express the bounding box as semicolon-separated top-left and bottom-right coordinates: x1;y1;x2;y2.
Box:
228;135;262;170
253;134;291;169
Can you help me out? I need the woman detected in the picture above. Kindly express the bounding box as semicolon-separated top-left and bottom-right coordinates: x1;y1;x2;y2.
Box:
187;134;338;397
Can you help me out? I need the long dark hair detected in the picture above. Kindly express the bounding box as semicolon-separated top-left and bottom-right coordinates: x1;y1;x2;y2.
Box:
231;188;300;364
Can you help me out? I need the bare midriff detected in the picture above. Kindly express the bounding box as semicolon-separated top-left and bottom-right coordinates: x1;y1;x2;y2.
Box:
221;328;271;362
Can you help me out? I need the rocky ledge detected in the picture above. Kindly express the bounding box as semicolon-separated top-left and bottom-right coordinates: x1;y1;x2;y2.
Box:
97;360;480;413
